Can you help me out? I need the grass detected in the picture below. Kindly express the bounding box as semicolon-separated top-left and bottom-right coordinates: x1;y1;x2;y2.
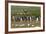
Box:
11;6;40;16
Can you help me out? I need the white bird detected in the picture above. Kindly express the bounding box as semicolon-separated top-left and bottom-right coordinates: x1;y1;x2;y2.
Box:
28;23;31;26
32;25;34;26
30;17;31;20
36;17;38;23
36;17;38;21
19;24;25;26
28;24;30;26
20;18;22;21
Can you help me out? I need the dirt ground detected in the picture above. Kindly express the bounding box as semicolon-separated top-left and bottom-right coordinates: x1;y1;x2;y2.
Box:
11;20;40;28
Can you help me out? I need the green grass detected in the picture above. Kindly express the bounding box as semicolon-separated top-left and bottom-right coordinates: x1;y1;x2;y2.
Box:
11;6;40;16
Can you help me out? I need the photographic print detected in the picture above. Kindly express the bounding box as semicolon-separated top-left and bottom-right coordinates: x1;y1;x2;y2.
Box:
7;2;44;32
11;6;41;28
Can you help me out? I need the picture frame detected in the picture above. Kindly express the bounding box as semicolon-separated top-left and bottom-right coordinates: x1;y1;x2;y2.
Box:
5;0;45;34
